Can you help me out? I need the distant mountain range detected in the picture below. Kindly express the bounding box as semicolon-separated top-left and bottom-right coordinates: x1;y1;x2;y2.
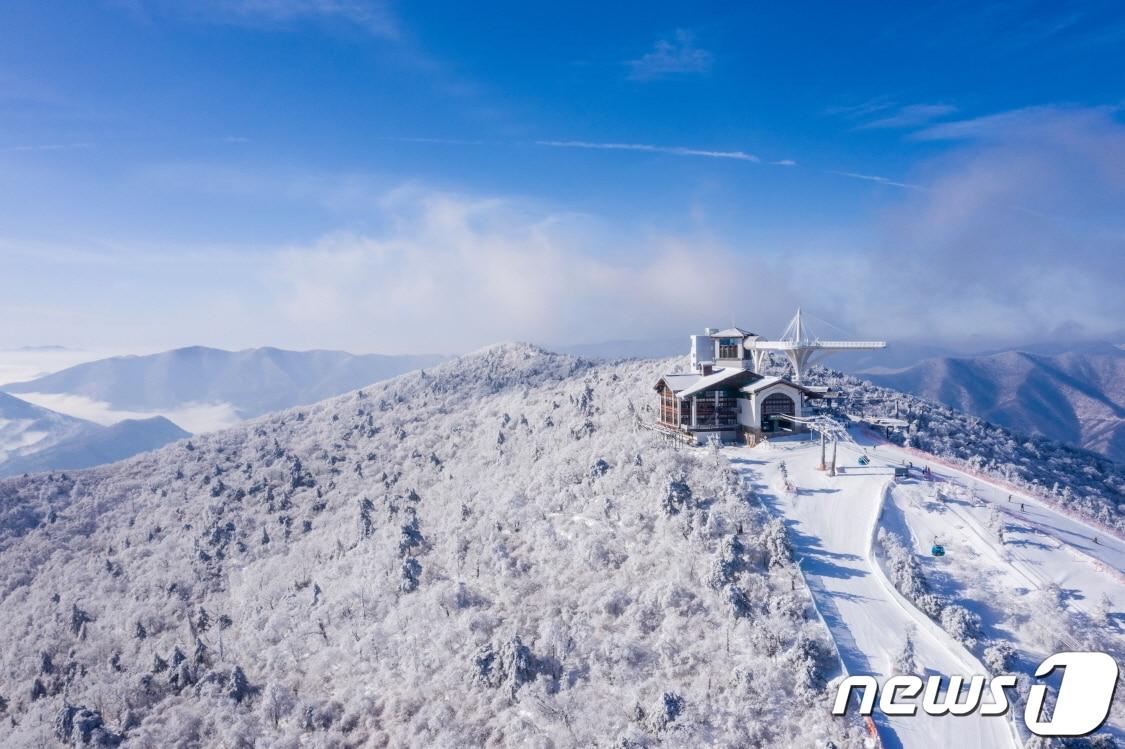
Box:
5;340;1120;475
0;392;188;478
863;342;1125;462
0;391;89;464
2;346;447;421
0;346;446;476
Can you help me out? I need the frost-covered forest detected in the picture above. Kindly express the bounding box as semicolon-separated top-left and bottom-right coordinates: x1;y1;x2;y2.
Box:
0;345;865;748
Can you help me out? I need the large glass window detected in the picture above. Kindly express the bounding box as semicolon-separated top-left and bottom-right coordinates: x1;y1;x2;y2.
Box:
760;392;795;431
718;338;741;359
659;388;687;426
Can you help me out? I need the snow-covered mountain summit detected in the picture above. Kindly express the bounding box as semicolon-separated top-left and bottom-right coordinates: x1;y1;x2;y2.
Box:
0;343;855;747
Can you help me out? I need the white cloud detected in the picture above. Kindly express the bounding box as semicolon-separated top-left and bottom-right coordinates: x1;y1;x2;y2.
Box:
9;106;1122;353
626;29;713;80
259;187;801;352
910;104;1121;142
850;105;1125;341
536;140;760;162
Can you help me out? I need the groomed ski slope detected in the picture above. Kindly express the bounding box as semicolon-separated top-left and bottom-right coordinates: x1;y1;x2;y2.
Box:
730;431;1055;749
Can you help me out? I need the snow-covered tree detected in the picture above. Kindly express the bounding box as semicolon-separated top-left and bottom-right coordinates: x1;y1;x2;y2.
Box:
893;628;919;675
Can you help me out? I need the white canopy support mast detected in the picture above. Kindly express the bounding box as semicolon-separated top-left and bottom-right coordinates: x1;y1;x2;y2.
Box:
744;308;886;382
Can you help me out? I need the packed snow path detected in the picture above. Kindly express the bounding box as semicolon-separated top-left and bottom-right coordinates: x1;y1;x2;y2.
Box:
729;436;1020;749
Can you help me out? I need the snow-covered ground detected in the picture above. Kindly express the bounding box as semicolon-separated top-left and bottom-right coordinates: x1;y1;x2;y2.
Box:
729;428;1124;748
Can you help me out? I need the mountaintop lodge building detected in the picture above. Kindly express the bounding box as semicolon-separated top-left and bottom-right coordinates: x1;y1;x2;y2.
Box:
654;326;824;445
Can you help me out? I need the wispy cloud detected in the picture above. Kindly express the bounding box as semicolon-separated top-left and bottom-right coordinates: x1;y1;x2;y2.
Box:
858;103;958;129
826;170;923;190
910;104;1121;141
626;29;712;80
537;140;759;162
824;97;895;119
827;98;957;130
116;0;397;37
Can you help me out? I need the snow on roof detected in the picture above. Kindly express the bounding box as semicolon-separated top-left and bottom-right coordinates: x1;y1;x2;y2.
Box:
709;327;756;338
657;373;701;393
677;368;760;399
740;375;816;395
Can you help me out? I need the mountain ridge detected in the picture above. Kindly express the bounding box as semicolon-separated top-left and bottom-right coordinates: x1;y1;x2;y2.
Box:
0;415;190;478
0;391;191;479
0;391;91;465
863;344;1125;462
2;345;448;423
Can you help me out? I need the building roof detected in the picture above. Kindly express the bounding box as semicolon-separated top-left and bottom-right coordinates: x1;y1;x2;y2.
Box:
676;368;761;399
740;375;819;396
657;373;702;393
709;326;756;338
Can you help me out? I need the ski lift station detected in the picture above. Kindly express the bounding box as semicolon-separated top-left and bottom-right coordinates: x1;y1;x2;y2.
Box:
653;310;886;445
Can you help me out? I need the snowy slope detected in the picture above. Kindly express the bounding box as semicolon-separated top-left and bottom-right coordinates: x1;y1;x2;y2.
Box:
870;438;1125;742
730;431;1124;747
0;346;865;748
730;440;1018;749
802;366;1125;533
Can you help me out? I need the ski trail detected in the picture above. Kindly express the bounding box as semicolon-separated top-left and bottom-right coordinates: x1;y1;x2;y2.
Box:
855;433;1125;616
730;439;1020;749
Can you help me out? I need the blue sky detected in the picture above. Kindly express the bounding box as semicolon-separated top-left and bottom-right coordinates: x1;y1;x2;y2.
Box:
1;1;1123;353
